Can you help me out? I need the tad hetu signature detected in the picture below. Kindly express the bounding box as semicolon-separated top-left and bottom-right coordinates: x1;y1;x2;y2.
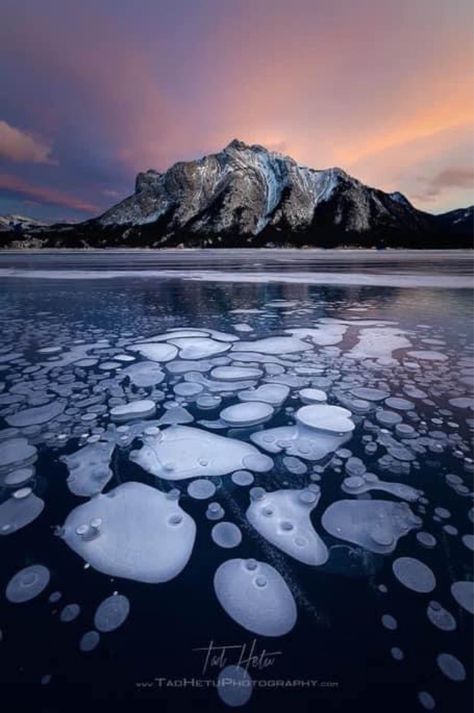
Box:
193;639;282;674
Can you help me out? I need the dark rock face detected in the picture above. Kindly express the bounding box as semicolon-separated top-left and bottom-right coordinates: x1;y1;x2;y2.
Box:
1;141;472;248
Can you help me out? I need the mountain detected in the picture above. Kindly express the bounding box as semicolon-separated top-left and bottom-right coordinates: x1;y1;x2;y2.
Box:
0;214;47;233
0;140;472;248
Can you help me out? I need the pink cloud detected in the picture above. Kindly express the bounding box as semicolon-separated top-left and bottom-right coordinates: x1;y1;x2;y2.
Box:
0;120;53;163
0;173;99;213
413;167;474;202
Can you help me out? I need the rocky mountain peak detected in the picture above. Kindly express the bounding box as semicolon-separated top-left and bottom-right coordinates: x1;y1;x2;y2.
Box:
1;142;471;249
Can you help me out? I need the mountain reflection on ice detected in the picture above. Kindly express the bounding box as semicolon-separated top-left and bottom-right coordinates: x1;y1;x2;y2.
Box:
0;256;472;713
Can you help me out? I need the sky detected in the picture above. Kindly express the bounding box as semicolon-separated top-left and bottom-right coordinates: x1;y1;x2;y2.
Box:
0;0;473;222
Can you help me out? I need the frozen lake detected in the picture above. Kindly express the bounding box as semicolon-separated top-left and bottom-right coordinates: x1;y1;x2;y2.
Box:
0;250;472;713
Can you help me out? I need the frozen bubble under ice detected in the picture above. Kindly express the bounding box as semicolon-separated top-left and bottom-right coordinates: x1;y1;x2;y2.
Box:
233;336;312;355
60;603;81;623
299;388;327;404
436;653;466;682
79;630;100;652
5;564;50;603
231;470;254;486
220;402;274;427
211;366;263;381
247;488;328;565
217;665;253;707
238;383;290;407
62;440;115;497
6;401;66;428
131;425;272;480
110;400;156;422
169;337;231;360
214;558;297;636
296;404;355;434
381;614;398;630
418;691;436;710
187;479;216;500
212;522;242;548
62;482;196;583
0;490;44;535
94;594;130;632
0;438;37;471
427;601;456;631
129;343;178;362
392;557;436;593
321;500;420;554
450;581;474;614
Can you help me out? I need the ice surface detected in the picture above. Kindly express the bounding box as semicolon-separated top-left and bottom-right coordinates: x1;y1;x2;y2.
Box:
450;581;474;614
94;594;130;632
211;522;242;548
247;487;328;565
130;425;272;480
187;479;216;499
238;383;290;407
62;482;196;583
111;400;156;421
6;400;66;427
5;564;50;603
214;558;297;636
220;402;274;427
62;440;115;497
321;500;420;554
217;665;253;707
392;557;436;593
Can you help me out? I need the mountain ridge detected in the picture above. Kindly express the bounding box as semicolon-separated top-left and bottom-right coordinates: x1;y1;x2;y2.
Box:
1;140;472;248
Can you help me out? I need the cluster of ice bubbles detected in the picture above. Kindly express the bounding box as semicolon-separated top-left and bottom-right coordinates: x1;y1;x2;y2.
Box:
0;317;473;707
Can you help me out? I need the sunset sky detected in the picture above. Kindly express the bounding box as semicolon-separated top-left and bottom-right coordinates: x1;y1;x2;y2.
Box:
1;0;473;221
